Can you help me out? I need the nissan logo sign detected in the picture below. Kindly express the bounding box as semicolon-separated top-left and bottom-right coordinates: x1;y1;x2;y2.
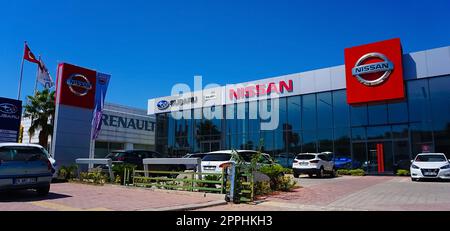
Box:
352;52;394;86
66;74;92;96
157;100;170;110
0;103;18;114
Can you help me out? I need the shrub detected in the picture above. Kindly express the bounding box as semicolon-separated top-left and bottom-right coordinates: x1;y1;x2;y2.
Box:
254;181;271;195
337;169;350;176
258;164;297;192
79;169;108;185
349;169;365;176
397;169;410;176
57;164;78;181
277;175;297;192
112;163;137;185
283;168;294;175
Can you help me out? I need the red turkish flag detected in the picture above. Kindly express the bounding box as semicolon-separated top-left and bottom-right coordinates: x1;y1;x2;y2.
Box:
23;44;39;64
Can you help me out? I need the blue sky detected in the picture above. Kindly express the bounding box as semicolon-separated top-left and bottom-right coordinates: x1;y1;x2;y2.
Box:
1;0;449;109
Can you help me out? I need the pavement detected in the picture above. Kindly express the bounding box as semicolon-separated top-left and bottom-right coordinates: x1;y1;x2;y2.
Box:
2;176;450;211
197;176;450;211
0;182;226;211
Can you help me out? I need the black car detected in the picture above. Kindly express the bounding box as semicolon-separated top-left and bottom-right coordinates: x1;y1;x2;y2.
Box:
106;150;162;169
105;150;185;172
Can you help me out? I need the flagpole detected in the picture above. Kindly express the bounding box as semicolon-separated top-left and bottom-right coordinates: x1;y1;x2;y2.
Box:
17;41;26;100
33;56;41;95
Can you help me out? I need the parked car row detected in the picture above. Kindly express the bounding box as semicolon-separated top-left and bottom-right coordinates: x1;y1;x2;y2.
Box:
2;141;449;197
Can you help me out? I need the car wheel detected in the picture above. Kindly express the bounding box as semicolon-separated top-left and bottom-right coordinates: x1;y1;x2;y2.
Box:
331;168;337;178
318;167;324;178
36;184;50;196
293;173;299;178
308;174;313;178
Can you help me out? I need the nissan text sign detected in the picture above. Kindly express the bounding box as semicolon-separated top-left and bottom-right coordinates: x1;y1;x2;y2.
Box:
344;38;405;104
0;97;22;142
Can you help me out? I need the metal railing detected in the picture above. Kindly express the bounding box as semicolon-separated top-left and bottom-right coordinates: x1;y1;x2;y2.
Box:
130;170;227;194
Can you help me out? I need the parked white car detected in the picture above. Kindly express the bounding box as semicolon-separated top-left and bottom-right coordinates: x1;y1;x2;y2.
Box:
410;153;450;181
201;150;274;174
292;153;336;178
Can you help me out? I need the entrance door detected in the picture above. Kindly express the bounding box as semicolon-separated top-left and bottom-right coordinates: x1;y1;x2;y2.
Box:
367;141;393;174
200;141;221;153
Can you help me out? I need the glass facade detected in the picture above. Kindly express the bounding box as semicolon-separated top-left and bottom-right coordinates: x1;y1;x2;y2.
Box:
156;75;450;173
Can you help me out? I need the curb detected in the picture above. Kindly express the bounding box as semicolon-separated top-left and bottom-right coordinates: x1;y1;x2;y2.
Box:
140;200;228;211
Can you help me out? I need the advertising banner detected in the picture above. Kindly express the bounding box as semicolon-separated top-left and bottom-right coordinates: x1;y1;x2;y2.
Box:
0;97;22;142
91;73;111;140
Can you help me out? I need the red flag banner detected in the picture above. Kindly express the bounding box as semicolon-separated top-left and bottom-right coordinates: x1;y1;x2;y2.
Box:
23;44;39;64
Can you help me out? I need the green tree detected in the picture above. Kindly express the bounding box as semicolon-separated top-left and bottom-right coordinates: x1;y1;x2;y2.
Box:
23;89;55;149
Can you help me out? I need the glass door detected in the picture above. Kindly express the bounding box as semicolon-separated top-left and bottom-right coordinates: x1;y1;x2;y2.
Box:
200;141;221;153
367;141;393;174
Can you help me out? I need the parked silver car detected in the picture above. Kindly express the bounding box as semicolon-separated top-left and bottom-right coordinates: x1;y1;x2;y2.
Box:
0;143;53;195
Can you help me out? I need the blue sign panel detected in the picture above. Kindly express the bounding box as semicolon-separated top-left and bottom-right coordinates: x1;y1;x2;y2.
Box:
0;97;22;143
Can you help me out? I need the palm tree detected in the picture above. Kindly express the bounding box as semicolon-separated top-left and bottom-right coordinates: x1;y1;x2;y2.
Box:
23;89;55;149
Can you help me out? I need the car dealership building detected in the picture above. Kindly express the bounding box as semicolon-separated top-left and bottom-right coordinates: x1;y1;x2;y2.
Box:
23;102;156;158
148;39;450;174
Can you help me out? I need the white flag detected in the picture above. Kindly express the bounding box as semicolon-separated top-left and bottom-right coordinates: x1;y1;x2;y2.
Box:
38;59;54;89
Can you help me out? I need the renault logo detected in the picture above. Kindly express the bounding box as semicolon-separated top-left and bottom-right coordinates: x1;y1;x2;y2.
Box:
352;52;394;86
66;74;92;96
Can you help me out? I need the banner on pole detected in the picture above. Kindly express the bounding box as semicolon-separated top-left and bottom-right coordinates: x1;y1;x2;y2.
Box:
91;73;111;140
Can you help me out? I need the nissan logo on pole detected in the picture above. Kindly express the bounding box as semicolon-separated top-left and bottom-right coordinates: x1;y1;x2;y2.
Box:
352;52;394;86
66;74;92;96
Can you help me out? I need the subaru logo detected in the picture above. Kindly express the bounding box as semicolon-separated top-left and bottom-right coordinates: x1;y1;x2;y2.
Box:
157;100;170;110
66;74;92;96
352;52;394;86
0;103;18;114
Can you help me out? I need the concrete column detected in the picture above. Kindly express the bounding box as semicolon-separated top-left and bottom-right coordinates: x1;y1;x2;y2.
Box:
125;143;134;150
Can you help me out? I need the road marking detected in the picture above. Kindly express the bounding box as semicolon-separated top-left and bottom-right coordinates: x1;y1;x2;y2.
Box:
30;201;83;211
30;201;113;211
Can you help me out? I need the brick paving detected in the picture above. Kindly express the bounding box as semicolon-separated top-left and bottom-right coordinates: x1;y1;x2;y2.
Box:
0;182;224;211
198;176;450;211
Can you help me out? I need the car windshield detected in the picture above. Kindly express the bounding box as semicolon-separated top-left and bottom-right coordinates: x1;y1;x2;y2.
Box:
296;154;316;160
106;152;126;159
0;146;48;162
202;154;232;161
238;152;259;162
415;155;447;162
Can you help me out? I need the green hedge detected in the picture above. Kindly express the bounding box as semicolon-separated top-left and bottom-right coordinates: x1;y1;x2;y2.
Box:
396;169;410;176
337;169;365;176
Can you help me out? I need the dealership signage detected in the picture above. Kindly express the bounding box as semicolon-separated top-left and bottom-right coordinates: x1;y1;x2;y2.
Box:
157;96;198;111
56;63;97;109
345;38;405;104
66;74;93;96
101;114;155;131
0;97;22;142
229;80;294;100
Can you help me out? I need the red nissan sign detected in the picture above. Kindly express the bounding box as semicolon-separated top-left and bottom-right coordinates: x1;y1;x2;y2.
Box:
55;63;97;109
344;38;405;105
